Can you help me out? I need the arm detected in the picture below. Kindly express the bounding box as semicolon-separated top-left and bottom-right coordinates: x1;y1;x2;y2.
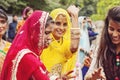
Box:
32;67;50;80
85;67;106;80
82;56;92;79
67;5;80;53
82;66;89;79
84;53;106;80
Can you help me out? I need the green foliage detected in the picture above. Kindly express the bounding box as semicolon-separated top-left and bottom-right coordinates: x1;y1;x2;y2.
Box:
0;0;87;15
44;0;62;12
59;0;67;5
2;0;120;21
79;0;98;17
0;0;17;10
90;14;104;21
26;0;47;10
93;0;120;21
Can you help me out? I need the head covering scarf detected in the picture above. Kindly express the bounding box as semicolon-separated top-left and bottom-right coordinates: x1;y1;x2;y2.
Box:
78;16;90;64
1;10;49;80
50;8;71;40
41;8;74;77
22;6;33;20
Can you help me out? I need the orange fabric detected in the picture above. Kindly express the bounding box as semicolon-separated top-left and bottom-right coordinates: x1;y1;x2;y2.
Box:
16;19;25;33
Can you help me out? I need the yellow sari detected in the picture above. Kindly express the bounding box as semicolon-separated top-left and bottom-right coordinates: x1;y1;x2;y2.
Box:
40;8;76;75
0;40;11;73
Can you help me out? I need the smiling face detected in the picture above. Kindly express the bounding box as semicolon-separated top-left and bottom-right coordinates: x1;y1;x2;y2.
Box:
108;19;120;45
43;24;53;48
43;17;54;48
0;17;7;37
52;14;68;40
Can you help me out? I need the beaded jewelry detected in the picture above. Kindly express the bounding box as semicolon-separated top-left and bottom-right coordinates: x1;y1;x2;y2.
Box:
116;55;120;66
115;76;119;80
114;53;120;80
71;28;80;40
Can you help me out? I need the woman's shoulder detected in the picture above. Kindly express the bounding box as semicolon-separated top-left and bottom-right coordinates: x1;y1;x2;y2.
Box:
21;52;43;68
3;40;11;53
5;41;11;46
17;49;40;66
23;53;38;60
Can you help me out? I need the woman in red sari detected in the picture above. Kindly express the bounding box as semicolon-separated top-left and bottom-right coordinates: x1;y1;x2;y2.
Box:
1;10;54;80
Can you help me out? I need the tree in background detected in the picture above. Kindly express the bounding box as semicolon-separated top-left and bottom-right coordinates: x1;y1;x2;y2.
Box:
0;0;17;10
1;0;83;15
91;0;120;21
3;0;120;21
79;0;98;17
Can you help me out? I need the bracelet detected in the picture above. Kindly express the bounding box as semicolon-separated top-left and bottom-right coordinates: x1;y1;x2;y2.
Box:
71;28;80;39
71;29;80;35
71;34;80;39
70;28;80;30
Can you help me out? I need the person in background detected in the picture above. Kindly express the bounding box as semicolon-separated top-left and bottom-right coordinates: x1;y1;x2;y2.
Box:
78;16;90;64
40;5;80;80
76;16;91;80
94;20;104;45
8;14;18;42
85;6;120;80
86;17;98;45
0;9;11;78
16;6;33;33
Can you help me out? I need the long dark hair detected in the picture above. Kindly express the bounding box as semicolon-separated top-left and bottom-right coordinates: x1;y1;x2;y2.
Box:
45;16;54;28
0;9;8;40
97;6;120;79
0;9;8;21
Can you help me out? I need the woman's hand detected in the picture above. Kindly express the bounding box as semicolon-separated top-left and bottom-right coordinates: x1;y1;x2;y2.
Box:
84;57;92;67
67;5;80;17
90;67;106;80
56;70;76;80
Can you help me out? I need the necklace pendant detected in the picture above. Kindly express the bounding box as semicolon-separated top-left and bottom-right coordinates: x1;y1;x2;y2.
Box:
115;76;119;80
116;55;120;66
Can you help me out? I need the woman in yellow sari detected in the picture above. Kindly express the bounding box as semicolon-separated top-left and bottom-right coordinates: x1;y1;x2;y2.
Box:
40;5;80;79
0;9;11;75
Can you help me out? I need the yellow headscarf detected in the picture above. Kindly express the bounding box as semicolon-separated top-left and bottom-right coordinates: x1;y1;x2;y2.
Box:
40;8;76;75
50;8;71;40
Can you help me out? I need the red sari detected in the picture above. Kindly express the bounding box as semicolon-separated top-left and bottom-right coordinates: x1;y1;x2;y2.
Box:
1;10;49;80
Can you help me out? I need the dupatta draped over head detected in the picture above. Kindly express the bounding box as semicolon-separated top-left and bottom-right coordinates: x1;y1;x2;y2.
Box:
50;8;71;40
1;10;49;80
41;8;75;76
78;16;90;64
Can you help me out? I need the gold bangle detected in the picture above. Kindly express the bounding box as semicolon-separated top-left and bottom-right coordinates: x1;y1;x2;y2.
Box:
71;30;80;35
70;28;80;30
71;28;80;33
71;34;80;39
